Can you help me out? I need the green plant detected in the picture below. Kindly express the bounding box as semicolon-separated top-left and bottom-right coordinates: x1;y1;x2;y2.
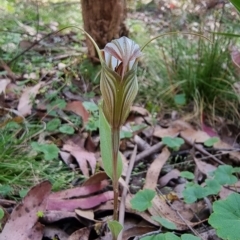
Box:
140;233;201;240
182;165;240;203
0;121;77;198
0;207;4;230
162;137;184;151
209;193;240;240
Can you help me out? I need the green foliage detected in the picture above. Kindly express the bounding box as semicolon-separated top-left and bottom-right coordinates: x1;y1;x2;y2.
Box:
99;104;122;180
0;207;4;230
151;216;177;230
174;94;186;106
59;124;75;135
19;189;28;198
120;130;133;139
46;118;61;132
36;210;44;218
214;165;238;185
108;220;123;240
141;232;201;240
31;142;59;161
130;189;156;211
204;137;219;147
229;0;240;13
183;165;238;203
0;185;13;197
180;171;195;180
183;183;207;203
136;28;239;122
209;193;240;240
162;137;184;151
0;208;4;220
83;101;99;132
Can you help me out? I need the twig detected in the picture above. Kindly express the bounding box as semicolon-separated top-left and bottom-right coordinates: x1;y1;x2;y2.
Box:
135;133;179;164
118;145;137;240
135;142;164;164
181;135;224;165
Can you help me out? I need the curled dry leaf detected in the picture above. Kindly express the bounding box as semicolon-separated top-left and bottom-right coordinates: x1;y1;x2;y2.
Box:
82;171;108;186
0;79;11;94
148;196;203;230
153;125;180;138
130;106;150;116
68;227;90;240
42;211;76;224
17;82;43;116
144;147;170;190
158;169;181;187
65;101;89;124
44;226;69;240
63;143;97;177
1;181;51;240
75;209;100;222
180;129;210;143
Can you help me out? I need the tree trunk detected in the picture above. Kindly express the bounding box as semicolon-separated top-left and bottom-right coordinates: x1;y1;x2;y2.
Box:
81;0;128;61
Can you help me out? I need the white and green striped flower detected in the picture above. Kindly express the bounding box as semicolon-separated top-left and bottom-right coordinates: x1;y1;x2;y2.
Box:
100;37;142;128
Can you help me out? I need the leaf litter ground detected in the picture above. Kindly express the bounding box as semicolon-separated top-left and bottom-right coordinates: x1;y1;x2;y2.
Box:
1;0;240;239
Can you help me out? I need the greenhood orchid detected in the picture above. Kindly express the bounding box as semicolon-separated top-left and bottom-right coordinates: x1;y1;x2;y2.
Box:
100;37;142;129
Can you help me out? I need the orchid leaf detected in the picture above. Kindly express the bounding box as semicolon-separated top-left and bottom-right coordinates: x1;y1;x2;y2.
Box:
99;103;122;180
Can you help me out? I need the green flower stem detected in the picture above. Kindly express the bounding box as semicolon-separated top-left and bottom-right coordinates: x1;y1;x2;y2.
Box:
111;127;120;221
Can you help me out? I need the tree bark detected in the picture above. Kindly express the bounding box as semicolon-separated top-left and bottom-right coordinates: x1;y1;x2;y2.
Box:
81;0;128;61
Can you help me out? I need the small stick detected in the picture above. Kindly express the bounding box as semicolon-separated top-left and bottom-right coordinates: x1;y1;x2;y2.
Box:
118;145;137;240
135;142;164;164
181;135;224;165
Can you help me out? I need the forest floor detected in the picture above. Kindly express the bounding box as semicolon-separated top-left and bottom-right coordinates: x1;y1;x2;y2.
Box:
1;0;240;239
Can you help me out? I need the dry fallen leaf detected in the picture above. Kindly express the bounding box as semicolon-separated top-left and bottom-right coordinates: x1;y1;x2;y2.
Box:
144;147;170;190
149;196;203;230
1;181;51;240
47;191;114;211
153;125;180;138
158;169;181;187
180;129;210;143
0;79;11;95
194;157;217;177
214;140;240;162
130;106;150;116
75;209;100;222
65;101;89;124
63;143;97;177
17;82;43;116
68;227;90;240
